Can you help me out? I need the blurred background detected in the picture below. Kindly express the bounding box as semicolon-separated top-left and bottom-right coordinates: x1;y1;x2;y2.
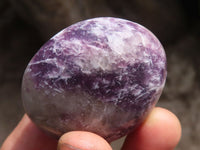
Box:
0;0;199;149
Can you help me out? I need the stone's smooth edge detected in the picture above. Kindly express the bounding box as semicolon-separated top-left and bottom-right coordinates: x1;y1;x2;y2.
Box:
30;17;165;72
22;17;167;142
27;17;166;95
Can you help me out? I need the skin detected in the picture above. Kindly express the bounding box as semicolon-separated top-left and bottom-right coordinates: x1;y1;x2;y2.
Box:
1;107;181;150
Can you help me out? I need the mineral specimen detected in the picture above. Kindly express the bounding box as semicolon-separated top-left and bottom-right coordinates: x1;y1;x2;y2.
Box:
22;17;167;142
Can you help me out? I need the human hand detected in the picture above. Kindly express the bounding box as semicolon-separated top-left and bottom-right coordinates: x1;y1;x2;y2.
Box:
1;107;181;150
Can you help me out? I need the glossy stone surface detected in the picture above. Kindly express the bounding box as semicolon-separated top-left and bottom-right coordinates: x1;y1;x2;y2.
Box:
22;17;167;142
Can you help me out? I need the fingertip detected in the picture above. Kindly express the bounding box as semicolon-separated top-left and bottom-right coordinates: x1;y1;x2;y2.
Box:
58;131;112;150
149;107;182;146
122;107;182;150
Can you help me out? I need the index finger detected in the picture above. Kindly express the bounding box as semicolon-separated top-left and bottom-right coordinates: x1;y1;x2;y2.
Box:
1;114;58;150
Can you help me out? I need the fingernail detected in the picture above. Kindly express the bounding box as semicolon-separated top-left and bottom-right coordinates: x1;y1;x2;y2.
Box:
58;143;83;150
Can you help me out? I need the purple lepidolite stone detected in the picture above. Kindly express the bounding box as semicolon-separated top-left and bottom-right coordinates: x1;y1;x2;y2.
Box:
22;17;167;142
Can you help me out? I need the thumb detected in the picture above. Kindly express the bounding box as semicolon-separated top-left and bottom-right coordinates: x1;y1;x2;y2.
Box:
57;131;112;150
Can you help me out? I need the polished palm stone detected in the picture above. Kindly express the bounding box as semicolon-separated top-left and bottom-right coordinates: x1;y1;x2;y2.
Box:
22;17;167;142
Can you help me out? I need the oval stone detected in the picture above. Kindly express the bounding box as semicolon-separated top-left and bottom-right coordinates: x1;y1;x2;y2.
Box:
22;17;167;142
